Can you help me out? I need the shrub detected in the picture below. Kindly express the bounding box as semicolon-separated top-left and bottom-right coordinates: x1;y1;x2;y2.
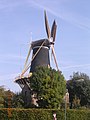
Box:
0;108;90;120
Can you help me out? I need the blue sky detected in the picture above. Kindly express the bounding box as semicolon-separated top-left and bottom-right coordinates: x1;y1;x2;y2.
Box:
0;0;90;92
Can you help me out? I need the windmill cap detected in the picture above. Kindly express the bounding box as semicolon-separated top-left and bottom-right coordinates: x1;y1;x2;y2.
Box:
31;39;50;49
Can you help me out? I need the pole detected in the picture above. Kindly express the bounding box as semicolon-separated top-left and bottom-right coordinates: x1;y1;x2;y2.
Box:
65;98;66;120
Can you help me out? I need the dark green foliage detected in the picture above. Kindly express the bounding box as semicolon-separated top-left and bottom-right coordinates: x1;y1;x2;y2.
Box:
0;108;90;120
0;86;24;108
0;86;6;108
12;92;24;108
0;86;14;108
67;72;90;108
30;67;66;108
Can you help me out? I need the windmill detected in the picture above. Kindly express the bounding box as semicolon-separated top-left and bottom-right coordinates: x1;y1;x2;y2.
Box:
15;11;59;107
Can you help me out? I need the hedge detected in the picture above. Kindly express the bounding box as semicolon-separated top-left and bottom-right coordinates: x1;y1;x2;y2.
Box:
0;108;90;120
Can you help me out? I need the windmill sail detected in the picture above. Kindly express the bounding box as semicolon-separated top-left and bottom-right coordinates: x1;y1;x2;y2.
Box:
44;10;51;39
51;20;57;42
51;45;59;71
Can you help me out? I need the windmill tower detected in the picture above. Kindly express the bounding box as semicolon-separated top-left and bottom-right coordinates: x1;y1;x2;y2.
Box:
15;11;59;107
30;39;50;72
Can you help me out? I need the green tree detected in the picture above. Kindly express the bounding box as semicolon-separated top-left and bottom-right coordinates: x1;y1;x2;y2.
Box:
0;86;23;108
0;86;14;108
4;90;15;108
0;86;5;108
12;92;24;108
67;72;90;108
30;67;66;109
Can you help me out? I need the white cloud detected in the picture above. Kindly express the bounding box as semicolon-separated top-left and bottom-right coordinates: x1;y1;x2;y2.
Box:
0;54;26;60
0;0;89;30
27;0;90;30
62;64;90;70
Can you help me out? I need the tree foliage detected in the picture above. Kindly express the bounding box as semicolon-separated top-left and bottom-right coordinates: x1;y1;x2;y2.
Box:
30;67;66;108
0;86;14;108
0;86;24;108
12;92;24;108
67;72;90;108
0;86;6;108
